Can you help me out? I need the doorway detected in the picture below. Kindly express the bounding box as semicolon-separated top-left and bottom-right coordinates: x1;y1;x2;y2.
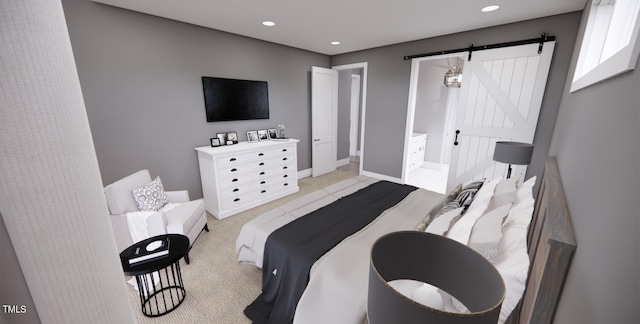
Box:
403;55;464;193
332;62;367;176
402;41;556;193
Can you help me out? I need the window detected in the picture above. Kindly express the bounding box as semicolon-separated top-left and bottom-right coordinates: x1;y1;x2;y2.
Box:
571;0;640;92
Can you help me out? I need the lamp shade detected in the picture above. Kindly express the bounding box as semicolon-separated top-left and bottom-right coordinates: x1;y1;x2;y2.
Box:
367;231;504;324
493;141;534;165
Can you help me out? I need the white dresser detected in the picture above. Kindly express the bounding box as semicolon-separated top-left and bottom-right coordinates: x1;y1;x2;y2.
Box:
408;133;427;172
195;139;300;219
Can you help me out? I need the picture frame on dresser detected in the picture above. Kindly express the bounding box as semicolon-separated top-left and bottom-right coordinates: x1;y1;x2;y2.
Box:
247;130;259;142
216;133;227;145
268;128;278;139
210;137;221;147
257;130;269;141
227;132;238;144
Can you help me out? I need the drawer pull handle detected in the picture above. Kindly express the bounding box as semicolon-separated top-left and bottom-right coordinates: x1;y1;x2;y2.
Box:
230;158;237;162
260;172;265;175
283;166;288;169
259;162;265;166
282;157;288;161
283;174;288;178
258;153;264;156
261;181;266;184
233;188;239;192
284;183;288;186
231;168;238;172
261;190;267;194
282;149;287;152
234;198;240;202
232;178;238;182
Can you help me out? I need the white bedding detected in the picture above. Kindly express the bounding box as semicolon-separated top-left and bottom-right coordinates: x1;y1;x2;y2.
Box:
237;176;535;324
235;175;379;268
293;188;444;324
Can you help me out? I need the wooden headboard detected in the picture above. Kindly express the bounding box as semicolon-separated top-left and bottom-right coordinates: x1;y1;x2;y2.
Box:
506;156;577;323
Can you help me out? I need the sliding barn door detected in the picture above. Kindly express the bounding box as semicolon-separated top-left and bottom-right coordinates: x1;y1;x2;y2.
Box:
447;42;555;191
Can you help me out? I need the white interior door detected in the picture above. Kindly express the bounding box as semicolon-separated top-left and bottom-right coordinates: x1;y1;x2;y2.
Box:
311;66;338;177
447;42;556;191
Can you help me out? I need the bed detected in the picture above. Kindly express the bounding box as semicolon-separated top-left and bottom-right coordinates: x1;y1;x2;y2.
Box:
236;157;576;324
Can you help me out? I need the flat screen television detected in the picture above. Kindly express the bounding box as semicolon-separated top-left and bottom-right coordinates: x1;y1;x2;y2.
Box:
202;76;270;122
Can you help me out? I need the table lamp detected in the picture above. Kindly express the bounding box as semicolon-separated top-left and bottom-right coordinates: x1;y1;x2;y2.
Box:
493;141;534;179
368;231;505;324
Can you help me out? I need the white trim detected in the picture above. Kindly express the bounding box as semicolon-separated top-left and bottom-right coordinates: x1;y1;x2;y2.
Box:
298;168;312;179
571;0;640;92
337;157;351;167
332;62;368;177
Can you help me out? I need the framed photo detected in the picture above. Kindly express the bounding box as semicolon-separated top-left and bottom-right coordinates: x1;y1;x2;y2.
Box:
227;132;238;144
267;128;278;139
247;130;259;142
257;129;269;141
216;133;227;145
210;137;221;147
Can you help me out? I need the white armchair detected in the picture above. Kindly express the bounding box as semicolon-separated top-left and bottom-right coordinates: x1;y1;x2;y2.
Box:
104;170;208;264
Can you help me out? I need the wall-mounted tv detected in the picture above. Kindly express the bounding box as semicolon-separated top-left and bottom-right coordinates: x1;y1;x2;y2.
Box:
202;76;269;122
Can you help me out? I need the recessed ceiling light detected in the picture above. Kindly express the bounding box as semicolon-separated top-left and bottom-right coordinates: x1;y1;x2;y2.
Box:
481;5;500;12
330;41;341;45
262;21;276;27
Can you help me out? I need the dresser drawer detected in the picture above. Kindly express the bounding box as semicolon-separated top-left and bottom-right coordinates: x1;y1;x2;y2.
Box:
220;192;252;210
216;154;248;168
220;184;249;200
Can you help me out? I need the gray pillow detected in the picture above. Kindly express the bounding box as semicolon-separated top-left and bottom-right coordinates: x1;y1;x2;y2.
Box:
131;176;170;211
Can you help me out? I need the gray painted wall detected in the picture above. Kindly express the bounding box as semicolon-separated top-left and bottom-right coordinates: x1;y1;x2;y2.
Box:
549;1;640;322
331;12;582;183
62;0;329;198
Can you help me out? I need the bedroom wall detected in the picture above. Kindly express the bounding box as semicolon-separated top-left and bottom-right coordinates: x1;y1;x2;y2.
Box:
549;1;640;322
62;0;329;198
331;12;582;182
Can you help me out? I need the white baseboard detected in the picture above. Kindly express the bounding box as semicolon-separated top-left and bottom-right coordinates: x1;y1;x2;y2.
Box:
337;158;350;167
361;170;404;184
298;168;312;179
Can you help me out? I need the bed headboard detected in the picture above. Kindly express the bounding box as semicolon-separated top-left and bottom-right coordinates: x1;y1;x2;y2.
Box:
507;156;577;323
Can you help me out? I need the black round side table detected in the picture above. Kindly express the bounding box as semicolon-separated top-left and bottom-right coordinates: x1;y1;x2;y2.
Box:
120;234;189;317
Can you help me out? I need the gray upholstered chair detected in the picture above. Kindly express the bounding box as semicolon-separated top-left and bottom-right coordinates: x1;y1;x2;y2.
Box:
104;170;208;263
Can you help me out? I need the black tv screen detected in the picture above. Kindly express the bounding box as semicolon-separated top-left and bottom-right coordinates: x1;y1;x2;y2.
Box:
202;76;269;122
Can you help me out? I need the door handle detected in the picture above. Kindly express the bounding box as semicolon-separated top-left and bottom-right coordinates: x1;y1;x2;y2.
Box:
314;139;320;141
454;130;460;146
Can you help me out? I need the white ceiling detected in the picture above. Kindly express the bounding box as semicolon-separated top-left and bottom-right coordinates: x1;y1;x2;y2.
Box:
91;0;586;55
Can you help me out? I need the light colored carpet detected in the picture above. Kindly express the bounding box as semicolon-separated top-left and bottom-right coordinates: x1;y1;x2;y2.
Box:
127;169;357;323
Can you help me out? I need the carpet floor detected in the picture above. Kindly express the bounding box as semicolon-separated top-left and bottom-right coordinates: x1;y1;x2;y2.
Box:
127;169;357;323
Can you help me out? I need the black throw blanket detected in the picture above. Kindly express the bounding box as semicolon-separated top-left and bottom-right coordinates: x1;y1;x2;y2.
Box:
244;181;417;324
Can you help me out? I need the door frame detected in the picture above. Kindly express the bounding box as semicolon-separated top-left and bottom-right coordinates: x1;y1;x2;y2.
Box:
402;53;465;184
332;62;368;176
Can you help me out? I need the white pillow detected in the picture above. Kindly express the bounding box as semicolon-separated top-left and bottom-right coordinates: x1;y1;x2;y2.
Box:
467;203;512;262
410;283;444;311
486;177;518;212
425;207;464;236
131;176;170;211
492;176;536;323
446;178;500;245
